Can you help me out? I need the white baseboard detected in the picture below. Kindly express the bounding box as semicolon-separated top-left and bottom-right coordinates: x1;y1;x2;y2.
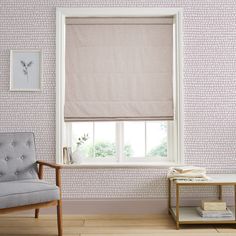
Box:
60;199;168;215
12;197;235;215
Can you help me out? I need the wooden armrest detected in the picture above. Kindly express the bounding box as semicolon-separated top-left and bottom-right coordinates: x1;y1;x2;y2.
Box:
36;161;62;188
36;160;62;169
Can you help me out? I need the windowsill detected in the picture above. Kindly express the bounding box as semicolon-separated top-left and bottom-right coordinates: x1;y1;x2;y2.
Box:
60;161;182;168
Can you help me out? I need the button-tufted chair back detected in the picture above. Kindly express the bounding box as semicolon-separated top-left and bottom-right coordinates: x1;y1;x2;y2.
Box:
0;132;38;182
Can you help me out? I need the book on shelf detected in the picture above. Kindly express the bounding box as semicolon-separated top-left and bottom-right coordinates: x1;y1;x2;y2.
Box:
173;166;206;174
196;207;233;218
201;200;226;211
63;147;68;164
63;147;72;164
67;147;72;164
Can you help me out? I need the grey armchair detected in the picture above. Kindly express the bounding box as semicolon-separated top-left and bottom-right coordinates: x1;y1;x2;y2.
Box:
0;132;63;236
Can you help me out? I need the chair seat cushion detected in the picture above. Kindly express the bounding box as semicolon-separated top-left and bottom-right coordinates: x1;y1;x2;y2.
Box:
0;179;60;209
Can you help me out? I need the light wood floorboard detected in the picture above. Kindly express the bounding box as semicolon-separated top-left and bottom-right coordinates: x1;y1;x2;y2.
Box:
0;214;235;235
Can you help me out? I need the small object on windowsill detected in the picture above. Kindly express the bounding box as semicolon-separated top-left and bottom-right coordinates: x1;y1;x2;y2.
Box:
71;146;82;164
71;134;89;164
196;207;232;218
63;147;68;164
201;200;226;211
67;147;72;164
63;146;72;164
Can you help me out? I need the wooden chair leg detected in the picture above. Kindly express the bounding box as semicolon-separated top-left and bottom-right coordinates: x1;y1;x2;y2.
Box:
57;200;63;236
35;209;39;218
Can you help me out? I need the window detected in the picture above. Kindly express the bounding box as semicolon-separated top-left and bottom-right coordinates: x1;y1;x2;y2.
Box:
56;8;183;165
67;120;172;163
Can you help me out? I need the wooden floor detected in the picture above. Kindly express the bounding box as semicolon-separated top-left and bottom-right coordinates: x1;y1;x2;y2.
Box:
0;214;236;236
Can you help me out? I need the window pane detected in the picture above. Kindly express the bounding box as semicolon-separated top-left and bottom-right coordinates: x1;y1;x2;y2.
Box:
70;121;168;163
146;121;167;158
94;122;116;158
124;121;145;158
71;122;93;158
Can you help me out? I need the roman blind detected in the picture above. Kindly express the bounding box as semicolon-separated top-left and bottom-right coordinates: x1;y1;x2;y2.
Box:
65;17;174;121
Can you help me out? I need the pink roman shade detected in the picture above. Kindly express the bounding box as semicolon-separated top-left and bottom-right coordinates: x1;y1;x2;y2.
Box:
65;17;174;121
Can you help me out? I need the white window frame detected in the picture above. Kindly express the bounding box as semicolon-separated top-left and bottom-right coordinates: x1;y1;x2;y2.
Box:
67;121;170;163
56;8;183;166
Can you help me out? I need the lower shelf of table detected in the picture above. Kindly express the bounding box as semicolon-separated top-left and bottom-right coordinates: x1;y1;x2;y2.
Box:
170;207;236;224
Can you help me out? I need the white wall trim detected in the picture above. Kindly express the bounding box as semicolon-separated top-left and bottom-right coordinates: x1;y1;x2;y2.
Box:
175;9;184;164
56;9;65;164
56;7;183;164
16;197;235;215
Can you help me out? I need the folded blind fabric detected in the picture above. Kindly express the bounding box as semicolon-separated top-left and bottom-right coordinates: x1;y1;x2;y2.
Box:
65;17;174;121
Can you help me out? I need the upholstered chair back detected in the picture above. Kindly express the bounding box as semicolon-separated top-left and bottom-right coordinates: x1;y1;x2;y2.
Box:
0;132;38;182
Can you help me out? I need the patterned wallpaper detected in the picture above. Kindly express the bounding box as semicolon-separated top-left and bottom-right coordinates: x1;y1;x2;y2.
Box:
0;0;236;199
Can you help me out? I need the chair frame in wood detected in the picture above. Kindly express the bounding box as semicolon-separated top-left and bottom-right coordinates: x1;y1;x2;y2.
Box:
0;161;63;236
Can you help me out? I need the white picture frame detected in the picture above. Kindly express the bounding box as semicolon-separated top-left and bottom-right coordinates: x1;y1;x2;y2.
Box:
10;50;42;91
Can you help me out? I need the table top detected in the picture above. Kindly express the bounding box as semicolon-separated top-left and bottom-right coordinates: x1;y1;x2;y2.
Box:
173;174;236;185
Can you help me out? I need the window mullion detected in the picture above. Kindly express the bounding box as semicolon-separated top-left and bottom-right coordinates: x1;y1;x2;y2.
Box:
120;122;124;162
145;121;147;158
116;121;123;163
93;122;95;158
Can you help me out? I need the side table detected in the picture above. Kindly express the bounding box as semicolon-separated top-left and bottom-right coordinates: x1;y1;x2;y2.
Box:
168;174;236;229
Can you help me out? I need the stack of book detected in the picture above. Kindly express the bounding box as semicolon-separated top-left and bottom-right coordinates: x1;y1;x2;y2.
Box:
196;200;233;218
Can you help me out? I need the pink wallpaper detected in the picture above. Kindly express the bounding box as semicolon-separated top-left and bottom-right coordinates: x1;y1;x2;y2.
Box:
0;0;236;200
